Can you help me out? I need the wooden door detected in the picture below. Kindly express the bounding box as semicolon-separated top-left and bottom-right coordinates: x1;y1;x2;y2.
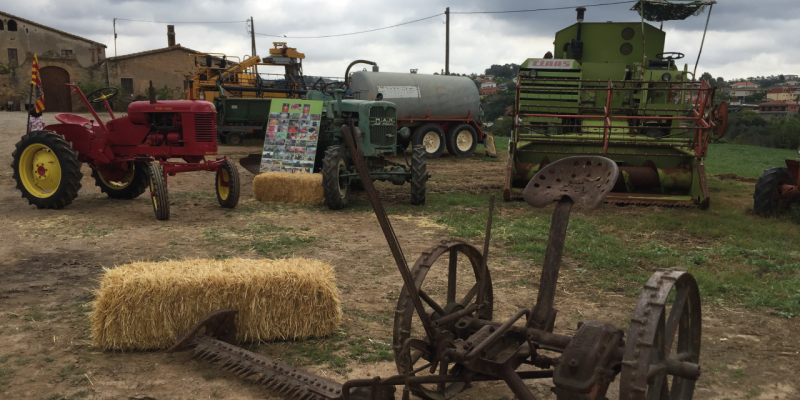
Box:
40;66;72;112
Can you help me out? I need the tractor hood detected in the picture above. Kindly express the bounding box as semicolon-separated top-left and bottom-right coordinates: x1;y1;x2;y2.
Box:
128;100;215;125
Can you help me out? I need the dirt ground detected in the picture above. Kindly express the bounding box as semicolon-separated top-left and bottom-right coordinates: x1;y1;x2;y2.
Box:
1;111;798;400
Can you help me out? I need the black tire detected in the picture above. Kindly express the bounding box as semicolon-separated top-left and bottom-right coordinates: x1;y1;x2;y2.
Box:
226;132;244;146
146;163;170;220
410;145;427;206
411;124;446;159
753;167;795;216
446;124;478;157
11;130;83;209
91;162;149;199
322;145;350;210
216;160;240;208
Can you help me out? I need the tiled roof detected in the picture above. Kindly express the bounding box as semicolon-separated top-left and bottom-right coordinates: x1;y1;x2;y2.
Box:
107;45;200;61
0;10;106;47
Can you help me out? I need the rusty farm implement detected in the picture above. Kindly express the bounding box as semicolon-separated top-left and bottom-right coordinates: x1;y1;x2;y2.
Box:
169;119;703;399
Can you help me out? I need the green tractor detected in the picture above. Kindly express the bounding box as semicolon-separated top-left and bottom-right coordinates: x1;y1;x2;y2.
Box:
239;62;427;209
504;1;726;207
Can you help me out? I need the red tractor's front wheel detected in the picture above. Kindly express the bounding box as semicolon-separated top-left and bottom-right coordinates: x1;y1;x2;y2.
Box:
11;130;83;209
216;160;240;208
146;163;170;220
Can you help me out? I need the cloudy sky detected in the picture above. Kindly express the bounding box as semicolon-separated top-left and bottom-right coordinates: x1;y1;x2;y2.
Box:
4;0;798;81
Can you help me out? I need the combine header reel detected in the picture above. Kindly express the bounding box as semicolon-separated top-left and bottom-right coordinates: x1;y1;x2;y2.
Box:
171;121;702;399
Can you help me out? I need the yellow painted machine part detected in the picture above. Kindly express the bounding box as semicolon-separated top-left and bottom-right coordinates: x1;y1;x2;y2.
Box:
19;143;61;198
217;169;230;200
150;177;158;211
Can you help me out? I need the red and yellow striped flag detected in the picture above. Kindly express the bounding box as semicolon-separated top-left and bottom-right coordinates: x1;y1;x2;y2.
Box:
30;54;45;113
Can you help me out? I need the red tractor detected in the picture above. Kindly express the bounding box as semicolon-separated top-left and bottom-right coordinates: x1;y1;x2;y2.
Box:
11;84;240;220
754;149;800;215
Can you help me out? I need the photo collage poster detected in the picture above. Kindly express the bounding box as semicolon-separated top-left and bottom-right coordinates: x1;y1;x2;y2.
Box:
259;100;324;173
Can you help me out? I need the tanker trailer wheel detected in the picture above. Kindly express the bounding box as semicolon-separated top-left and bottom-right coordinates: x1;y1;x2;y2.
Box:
146;163;170;220
216;160;240;208
393;241;493;400
226;132;244;146
11;130;83;209
91;162;149;200
753;167;795;216
322;145;351;210
445;124;477;157
412;124;446;159
620;269;701;400
410;145;427;206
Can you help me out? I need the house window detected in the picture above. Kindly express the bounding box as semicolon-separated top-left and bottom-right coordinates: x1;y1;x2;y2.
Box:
121;78;133;95
7;48;18;66
7;20;17;32
61;49;73;57
0;20;4;30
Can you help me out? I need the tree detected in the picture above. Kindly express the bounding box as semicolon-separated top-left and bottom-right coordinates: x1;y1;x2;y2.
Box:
481;92;515;121
484;64;520;79
716;77;726;87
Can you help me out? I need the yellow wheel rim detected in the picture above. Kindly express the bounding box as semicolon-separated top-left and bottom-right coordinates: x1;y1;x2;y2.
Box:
217;168;230;200
19;143;62;198
456;130;473;152
150;177;158;210
422;131;440;153
98;165;135;189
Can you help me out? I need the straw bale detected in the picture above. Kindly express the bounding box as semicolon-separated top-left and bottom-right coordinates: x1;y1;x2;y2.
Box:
253;172;324;205
91;258;341;351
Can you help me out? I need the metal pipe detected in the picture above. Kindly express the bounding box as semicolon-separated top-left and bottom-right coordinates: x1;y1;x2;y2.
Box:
220;85;309;94
344;60;377;88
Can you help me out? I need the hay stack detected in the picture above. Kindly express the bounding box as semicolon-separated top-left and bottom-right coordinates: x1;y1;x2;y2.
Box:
91;258;341;351
253;172;324;205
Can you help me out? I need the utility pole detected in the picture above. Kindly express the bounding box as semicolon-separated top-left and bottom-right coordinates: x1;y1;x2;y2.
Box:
250;16;256;57
113;18;117;57
445;7;450;75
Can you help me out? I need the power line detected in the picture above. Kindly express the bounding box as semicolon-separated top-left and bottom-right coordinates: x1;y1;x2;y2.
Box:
450;1;637;14
114;18;246;24
254;13;442;39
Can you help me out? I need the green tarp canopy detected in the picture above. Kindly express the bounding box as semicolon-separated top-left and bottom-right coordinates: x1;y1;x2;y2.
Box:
631;0;715;21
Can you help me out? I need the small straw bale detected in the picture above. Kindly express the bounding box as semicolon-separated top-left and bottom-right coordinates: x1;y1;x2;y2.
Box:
91;258;341;351
253;172;324;205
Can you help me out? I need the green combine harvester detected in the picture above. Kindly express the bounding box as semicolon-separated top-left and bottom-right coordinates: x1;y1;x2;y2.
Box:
505;0;727;208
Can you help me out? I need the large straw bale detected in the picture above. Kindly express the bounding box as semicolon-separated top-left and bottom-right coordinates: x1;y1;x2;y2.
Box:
253;172;324;205
91;258;341;351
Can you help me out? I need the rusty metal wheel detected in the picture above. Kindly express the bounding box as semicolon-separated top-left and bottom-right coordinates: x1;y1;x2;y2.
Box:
392;241;493;400
620;269;701;400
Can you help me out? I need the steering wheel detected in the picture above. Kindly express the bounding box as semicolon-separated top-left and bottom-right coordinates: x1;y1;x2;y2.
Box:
322;81;348;96
86;87;119;104
656;52;685;61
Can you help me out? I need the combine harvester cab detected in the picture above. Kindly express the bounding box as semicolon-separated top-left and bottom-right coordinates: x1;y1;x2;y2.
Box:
505;2;726;208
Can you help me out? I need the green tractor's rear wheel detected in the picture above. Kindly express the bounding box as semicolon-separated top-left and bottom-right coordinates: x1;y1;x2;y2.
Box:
445;124;477;157
322;145;350;210
410;145;427;206
412;124;446;159
146;163;170;220
753;167;795;216
216;160;240;208
91;162;149;199
11;130;83;209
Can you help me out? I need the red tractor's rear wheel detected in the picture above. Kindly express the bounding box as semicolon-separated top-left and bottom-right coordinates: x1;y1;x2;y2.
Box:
146;163;170;220
11;130;83;209
92;162;149;200
216;160;240;208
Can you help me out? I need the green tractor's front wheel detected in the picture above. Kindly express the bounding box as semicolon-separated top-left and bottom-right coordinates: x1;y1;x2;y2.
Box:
216;160;240;208
753;167;795;216
146;163;170;220
410;145;427;206
322;145;350;210
91;162;149;199
11;130;83;209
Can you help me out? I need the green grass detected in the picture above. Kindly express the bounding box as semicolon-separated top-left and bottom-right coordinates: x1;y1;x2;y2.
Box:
202;222;316;258
428;184;800;317
706;144;798;178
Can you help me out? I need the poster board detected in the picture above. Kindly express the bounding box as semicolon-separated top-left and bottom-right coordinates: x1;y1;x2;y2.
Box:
259;100;324;173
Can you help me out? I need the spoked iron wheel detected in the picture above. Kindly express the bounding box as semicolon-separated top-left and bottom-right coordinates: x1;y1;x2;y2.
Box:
392;241;493;400
620;269;701;400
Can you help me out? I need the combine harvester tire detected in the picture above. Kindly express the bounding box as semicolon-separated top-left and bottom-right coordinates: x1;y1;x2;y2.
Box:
753;167;795;216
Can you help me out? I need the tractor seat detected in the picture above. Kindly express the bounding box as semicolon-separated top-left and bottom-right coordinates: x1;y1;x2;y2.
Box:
55;113;97;128
523;156;619;210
